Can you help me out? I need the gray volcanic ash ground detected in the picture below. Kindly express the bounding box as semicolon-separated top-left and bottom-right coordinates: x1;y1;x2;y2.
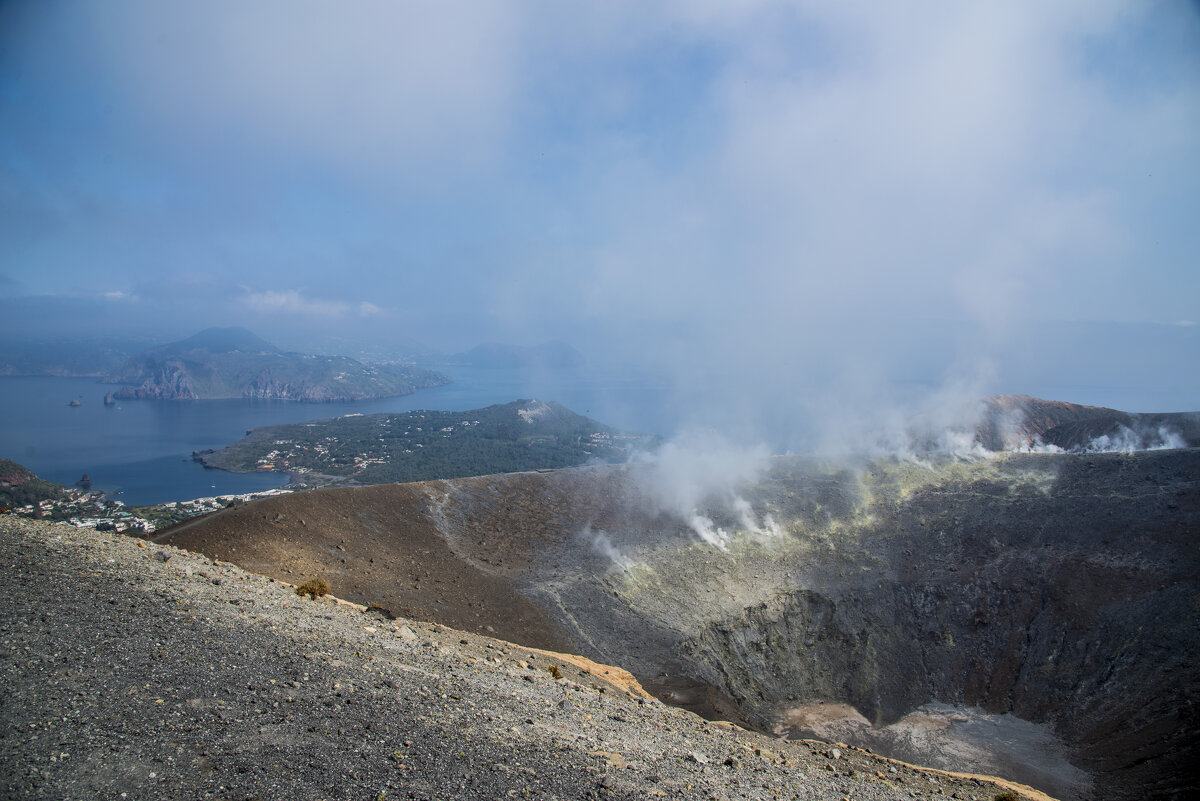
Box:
159;432;1200;800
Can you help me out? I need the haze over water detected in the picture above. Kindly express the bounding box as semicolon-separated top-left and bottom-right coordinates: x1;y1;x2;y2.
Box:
0;367;677;505
5;357;1193;507
3;3;1198;450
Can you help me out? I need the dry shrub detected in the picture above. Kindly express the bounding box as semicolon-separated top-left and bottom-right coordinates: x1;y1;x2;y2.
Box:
296;578;330;600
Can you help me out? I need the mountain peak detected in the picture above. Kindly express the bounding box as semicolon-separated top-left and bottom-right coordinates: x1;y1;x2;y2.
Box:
168;327;280;354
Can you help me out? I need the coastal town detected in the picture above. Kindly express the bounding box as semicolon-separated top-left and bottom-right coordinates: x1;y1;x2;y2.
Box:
3;482;294;535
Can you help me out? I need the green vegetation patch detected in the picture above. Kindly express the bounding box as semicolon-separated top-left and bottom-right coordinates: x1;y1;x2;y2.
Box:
198;400;659;484
0;459;67;510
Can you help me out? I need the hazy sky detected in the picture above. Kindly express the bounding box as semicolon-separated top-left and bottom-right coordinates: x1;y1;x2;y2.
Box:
2;1;1199;419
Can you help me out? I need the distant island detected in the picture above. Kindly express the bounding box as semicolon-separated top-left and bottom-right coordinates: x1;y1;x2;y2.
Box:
0;337;145;377
196;399;658;484
105;327;451;402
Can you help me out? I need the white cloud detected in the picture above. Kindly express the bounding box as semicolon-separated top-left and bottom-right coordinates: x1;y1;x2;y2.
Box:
556;1;1200;427
5;0;1196;416
239;289;385;319
81;0;521;181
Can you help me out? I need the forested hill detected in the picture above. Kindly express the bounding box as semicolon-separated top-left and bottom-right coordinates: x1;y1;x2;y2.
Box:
196;400;658;484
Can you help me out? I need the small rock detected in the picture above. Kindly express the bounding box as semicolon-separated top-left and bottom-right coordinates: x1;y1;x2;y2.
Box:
688;751;710;765
154;551;172;562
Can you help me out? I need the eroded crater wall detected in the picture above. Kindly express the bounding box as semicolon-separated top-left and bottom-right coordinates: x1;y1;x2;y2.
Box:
588;452;1199;801
162;449;1200;800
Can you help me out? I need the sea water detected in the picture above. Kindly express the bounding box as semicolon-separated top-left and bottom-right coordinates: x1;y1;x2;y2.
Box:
5;367;1184;507
0;367;677;506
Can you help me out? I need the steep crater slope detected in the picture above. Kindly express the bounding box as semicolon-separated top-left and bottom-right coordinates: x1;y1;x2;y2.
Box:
975;395;1200;451
160;450;1200;800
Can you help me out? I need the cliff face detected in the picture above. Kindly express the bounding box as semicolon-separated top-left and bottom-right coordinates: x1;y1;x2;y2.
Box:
115;360;195;400
159;449;1200;800
676;455;1198;799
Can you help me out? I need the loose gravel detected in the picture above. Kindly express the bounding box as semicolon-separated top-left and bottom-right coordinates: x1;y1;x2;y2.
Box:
0;517;1045;800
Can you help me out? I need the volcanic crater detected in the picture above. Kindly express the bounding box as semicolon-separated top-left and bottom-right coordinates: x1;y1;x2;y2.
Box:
159;447;1200;801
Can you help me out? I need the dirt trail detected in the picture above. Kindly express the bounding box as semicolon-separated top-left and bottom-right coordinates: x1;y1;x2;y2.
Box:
1;516;1046;801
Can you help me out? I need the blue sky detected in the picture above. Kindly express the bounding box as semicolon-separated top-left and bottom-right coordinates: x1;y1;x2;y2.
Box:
2;1;1199;417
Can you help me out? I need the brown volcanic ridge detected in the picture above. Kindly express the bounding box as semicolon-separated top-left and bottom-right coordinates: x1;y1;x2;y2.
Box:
975;394;1200;452
158;397;1200;801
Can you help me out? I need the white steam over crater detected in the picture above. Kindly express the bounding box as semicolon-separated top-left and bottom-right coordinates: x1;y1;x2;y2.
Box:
581;523;633;573
633;431;777;549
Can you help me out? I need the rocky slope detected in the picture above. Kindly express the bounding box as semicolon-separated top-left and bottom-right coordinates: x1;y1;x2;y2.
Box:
1;517;1046;801
157;448;1200;801
0;458;65;510
975;395;1199;451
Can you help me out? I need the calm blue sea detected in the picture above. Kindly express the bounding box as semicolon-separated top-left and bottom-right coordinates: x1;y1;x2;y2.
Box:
0;367;678;506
